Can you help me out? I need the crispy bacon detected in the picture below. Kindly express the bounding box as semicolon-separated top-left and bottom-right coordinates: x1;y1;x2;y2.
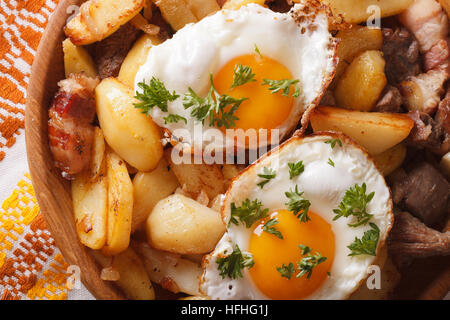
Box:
48;74;99;179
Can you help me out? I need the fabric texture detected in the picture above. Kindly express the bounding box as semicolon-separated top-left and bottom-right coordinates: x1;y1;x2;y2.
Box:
0;0;94;300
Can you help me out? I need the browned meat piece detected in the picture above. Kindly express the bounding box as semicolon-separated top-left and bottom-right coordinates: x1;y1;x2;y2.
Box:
373;85;403;113
319;90;336;106
388;212;450;268
48;74;99;179
435;91;450;154
382;28;421;85
388;162;449;226
90;23;141;79
267;0;292;13
424;38;450;72
407;111;444;150
150;7;174;41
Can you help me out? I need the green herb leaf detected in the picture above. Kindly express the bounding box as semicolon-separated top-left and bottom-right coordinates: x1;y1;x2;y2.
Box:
163;114;187;124
134;78;179;114
230;198;269;228
257;167;276;188
216;245;254;279
333;183;374;227
325;138;342;149
328;158;335;167
276;262;295;279
288;161;304;179
263;218;283;239
285;186;311;223
296;245;327;279
254;44;262;57
231;64;256;89
262;78;301;98
347;223;380;256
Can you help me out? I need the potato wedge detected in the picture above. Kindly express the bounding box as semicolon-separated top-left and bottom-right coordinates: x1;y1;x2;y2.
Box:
62;38;97;78
324;0;413;24
223;0;266;10
118;34;162;88
72;171;108;250
95;78;163;172
334;50;387;112
91;248;155;300
439;0;450;18
440;152;450;178
155;0;197;31
187;0;220;20
309;106;414;155
132;158;179;233
146;194;226;254
333;26;383;83
373;144;407;176
65;0;145;45
102;151;133;256
133;241;202;295
89;127;106;182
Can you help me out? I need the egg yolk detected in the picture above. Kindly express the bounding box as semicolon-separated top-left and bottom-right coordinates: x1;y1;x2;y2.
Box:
213;54;295;132
249;210;335;300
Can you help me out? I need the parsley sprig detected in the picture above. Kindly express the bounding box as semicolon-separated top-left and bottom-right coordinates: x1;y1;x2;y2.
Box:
285;186;311;223
231;64;256;89
216;245;254;279
347;223;380;256
276;262;295;279
134;77;179;114
333;183;374;227
288;161;304;179
263;218;283;239
257;167;276;189
325;138;342;149
262;79;301;98
328;158;335;167
163;114;187;124
183;74;246;129
230;198;269;228
297;245;327;279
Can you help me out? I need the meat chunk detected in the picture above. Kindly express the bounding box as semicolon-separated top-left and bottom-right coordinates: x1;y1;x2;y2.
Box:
424;38;450;72
388;162;449;226
388;212;450;268
407;111;444;150
90;23;140;79
382;28;421;85
373;85;403;113
48;74;99;178
435;91;450;154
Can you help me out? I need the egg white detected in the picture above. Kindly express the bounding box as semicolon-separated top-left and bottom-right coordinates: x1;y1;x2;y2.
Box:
134;2;337;151
200;133;394;300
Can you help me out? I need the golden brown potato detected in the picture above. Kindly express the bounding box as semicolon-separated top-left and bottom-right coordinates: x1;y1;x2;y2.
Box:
95;78;163;172
373;144;407;176
334;50;387;112
309;106;415;155
102;151;133;256
223;0;266;10
65;0;145;45
333;26;383;83
132;158;179;233
165;148;226;199
440;152;450;178
62;38;97;78
118;34;162;88
155;0;197;31
439;0;450;18
91;248;155;300
324;0;413;24
187;0;220;19
146;194;226;254
89;127;106;182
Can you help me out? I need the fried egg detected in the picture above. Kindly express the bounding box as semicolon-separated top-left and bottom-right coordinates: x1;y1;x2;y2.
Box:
134;2;337;151
200;133;393;300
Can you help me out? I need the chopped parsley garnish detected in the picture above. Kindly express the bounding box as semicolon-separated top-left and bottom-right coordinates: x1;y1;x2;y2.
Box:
262;78;301;98
163;114;187;124
328;158;335;167
134;77;179;114
333;183;374;227
183;74;246;129
263;218;283;239
216;245;254;279
230;198;269;228
276;262;295;279
254;44;262;57
347;223;380;256
231;64;256;90
288;161;304;179
257;167;276;188
325;138;342;149
297;245;327;279
285;185;311;223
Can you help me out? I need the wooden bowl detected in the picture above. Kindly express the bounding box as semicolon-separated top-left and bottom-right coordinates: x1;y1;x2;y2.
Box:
25;0;449;300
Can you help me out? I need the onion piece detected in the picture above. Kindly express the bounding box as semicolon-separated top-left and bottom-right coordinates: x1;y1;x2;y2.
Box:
100;266;120;281
130;13;160;36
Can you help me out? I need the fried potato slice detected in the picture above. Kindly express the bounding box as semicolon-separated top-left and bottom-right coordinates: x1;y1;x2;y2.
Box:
92;247;155;300
223;0;266;10
101;151;133;256
65;0;145;45
373;144;407;176
187;0;220;20
309;106;414;155
89;127;106;182
154;0;197;31
62;38;97;78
